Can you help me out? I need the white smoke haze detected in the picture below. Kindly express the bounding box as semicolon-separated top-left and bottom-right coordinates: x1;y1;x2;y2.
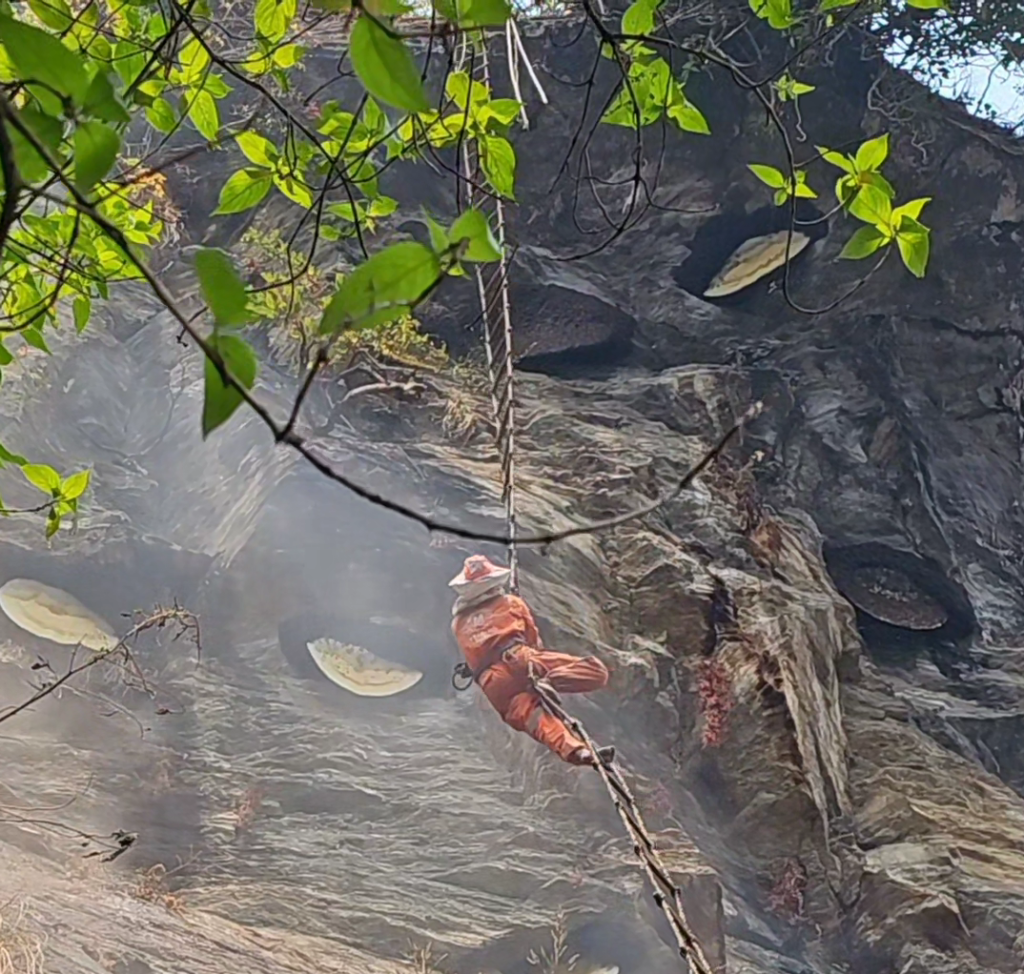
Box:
0;291;677;974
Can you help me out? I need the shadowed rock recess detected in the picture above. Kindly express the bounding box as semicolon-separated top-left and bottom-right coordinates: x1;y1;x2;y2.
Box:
3;13;1024;974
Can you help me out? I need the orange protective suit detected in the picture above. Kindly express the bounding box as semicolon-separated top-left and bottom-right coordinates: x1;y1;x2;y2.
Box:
452;592;609;764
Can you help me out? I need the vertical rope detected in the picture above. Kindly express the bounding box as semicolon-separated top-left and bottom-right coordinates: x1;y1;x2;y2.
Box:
457;29;519;594
453;28;715;974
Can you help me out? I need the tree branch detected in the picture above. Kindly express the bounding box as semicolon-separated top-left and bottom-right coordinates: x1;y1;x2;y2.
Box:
0;87;763;549
0;113;22;262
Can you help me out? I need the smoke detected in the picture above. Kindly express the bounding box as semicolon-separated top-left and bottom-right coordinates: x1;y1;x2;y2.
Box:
0;300;698;974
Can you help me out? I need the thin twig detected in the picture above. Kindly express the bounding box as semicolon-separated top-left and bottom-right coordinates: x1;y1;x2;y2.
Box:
0;607;196;727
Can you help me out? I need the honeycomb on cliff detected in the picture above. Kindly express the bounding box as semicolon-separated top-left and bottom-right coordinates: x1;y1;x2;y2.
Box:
703;230;812;298
839;564;948;630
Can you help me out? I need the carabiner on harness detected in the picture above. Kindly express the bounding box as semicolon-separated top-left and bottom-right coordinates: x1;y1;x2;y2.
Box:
452;662;474;692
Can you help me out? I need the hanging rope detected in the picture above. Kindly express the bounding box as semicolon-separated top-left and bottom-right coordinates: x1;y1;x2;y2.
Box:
456;31;520;594
527;662;716;974
453;25;717;974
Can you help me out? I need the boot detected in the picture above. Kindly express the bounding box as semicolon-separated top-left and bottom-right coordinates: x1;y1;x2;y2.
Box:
570;745;616;767
595;745;616;766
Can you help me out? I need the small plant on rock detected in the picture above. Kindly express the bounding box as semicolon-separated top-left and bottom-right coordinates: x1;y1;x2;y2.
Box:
696;657;734;748
767;857;807;922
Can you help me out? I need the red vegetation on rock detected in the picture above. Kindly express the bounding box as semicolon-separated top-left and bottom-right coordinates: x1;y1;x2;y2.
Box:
696;658;734;747
768;857;807;921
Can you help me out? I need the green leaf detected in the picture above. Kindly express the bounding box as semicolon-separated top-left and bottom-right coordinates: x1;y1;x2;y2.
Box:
214;168;273;215
273;172;314;208
480;98;522;127
368;196;398;218
839;225;887;260
204;73;233;99
360;96;386;137
202;334;259;438
861;171;896;199
480;135;515;198
750;0;794;29
195;248;249;327
8;108;62;184
319;241;441;334
74;120;120;193
22;327;51;354
667;90;710;134
0;14;88;102
449;209;502;262
236;131;277;168
748;163;787;189
349;15;430;114
189;89;219;140
794;181;818;199
27;0;73;31
425;215;449;253
622;0;661;34
855;133;889;172
0;344;11;367
61;469;91;500
0;441;27;466
73;295;91;333
272;42;304;68
22;463;61;493
328;201;366;224
446;70;488;111
835;175;857;208
892;197;932;224
177;38;211;85
895;218;930;278
46;510;61;539
255;0;297;42
458;0;512;26
906;0;948;8
113;39;146;87
817;145;854;173
773;78;793;101
848;183;893;228
83;70;131;124
819;0;858;8
146;97;178;133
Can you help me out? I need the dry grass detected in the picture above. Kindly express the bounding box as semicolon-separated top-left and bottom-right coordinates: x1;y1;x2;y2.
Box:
407;940;448;974
526;910;579;974
441;361;492;442
0;899;45;974
442;386;481;442
130;864;188;915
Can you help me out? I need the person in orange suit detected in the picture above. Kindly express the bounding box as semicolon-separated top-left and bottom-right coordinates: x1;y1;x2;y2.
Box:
449;554;614;767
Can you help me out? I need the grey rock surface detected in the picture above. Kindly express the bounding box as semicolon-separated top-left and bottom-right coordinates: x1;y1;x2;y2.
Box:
3;12;1024;974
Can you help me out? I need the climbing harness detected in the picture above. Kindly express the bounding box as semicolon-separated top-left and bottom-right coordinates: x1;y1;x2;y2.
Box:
451;23;719;974
452;635;525;691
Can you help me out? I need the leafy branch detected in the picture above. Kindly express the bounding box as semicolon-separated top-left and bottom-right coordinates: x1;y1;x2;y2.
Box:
2;462;92;537
0;0;954;547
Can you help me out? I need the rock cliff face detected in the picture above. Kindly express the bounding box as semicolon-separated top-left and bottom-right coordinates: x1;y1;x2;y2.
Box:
3;13;1024;974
